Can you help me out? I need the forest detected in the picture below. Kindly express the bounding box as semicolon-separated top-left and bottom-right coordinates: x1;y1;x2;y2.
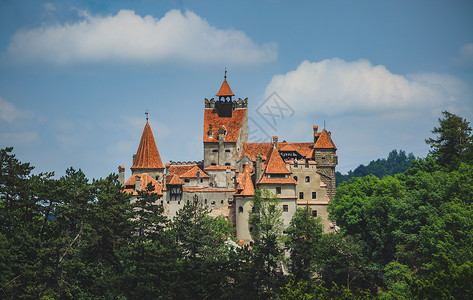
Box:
1;111;472;299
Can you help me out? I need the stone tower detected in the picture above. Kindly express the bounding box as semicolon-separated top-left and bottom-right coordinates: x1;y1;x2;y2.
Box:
203;73;248;169
313;126;338;199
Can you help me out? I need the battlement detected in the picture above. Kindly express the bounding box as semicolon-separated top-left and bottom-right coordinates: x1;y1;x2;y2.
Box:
204;98;248;109
169;160;203;166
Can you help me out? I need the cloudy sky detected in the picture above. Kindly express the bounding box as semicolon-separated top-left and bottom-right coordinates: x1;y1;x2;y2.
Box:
1;0;472;179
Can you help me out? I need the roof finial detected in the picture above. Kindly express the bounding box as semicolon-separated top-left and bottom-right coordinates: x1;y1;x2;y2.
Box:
145;110;149;123
324;120;326;129
224;67;227;80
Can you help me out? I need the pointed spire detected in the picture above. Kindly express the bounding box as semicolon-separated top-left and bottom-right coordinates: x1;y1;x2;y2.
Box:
216;70;234;97
265;147;292;174
314;129;337;149
131;122;164;170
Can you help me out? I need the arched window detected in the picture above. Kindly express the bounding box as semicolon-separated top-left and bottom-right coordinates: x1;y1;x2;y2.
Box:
294;176;298;181
239;206;243;213
305;176;310;183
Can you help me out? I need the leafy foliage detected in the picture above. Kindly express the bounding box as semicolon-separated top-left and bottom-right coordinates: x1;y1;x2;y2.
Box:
2;111;472;299
336;150;415;186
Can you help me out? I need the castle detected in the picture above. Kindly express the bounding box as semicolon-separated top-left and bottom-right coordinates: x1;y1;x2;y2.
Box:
119;74;338;243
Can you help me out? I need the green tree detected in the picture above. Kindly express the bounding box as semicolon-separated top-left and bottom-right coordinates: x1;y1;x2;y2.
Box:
285;206;323;281
249;188;285;297
426;111;473;168
171;195;236;299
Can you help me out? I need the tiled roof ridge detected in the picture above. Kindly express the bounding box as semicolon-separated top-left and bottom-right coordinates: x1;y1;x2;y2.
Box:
180;166;210;178
131;122;164;170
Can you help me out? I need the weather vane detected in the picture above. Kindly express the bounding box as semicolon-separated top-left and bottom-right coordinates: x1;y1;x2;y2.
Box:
145;110;149;123
224;67;227;79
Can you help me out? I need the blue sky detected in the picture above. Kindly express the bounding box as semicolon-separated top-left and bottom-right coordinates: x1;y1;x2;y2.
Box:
1;0;472;179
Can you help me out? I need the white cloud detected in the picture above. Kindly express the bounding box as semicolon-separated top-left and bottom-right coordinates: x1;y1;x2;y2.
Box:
0;97;34;122
264;58;468;117
7;9;277;65
0;97;22;122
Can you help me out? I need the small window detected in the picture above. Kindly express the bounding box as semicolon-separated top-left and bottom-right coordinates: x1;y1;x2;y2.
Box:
294;160;298;167
178;201;181;205
249;227;253;232
211;163;216;166
161;201;164;205
200;178;203;183
305;160;309;168
299;192;304;199
305;176;310;183
276;187;281;194
239;206;243;213
187;200;190;204
225;149;231;153
312;192;317;199
211;201;216;205
184;178;190;183
283;205;288;212
225;163;231;166
294;176;298;182
212;149;218;153
205;199;208;204
221;200;224;204
312;210;318;217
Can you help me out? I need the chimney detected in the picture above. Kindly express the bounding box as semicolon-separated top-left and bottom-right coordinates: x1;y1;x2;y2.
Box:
234;170;239;189
209;124;213;139
255;153;263;182
118;165;125;185
272;136;278;149
135;175;141;192
313;126;318;144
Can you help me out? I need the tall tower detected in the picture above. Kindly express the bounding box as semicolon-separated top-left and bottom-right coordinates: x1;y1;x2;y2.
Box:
313;126;338;199
203;72;248;169
131;118;165;181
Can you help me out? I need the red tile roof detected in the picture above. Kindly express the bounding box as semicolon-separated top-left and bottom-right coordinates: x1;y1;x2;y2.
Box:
280;144;296;152
131;122;164;170
240;142;315;161
183;187;235;192
180;166;209;178
203;108;247;143
168;165;197;176
264;148;292;174
239;143;273;161
216;79;234;97
204;165;236;171
123;174;163;195
278;142;314;158
166;174;184;185
257;177;297;184
314;129;337;149
235;164;254;196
